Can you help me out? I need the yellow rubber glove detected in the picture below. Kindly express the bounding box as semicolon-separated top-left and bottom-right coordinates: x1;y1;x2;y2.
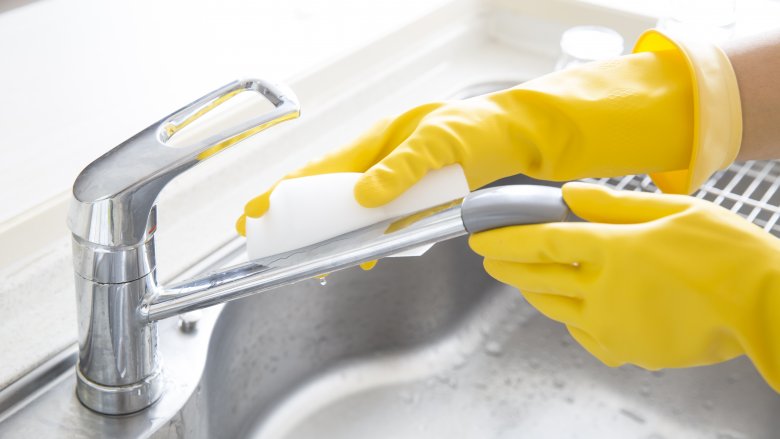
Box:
236;102;444;235
470;182;780;390
238;30;719;234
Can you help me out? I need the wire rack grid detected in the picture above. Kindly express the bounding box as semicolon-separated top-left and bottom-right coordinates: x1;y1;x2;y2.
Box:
584;160;780;237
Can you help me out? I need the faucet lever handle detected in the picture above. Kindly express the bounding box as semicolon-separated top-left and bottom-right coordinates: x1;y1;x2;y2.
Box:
159;78;300;161
69;78;300;247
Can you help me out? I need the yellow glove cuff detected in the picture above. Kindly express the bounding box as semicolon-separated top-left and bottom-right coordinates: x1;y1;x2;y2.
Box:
634;29;742;194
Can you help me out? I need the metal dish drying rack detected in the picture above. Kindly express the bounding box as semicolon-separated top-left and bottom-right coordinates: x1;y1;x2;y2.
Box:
585;160;780;237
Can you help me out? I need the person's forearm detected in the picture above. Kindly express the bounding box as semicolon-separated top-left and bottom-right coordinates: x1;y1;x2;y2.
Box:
724;30;780;161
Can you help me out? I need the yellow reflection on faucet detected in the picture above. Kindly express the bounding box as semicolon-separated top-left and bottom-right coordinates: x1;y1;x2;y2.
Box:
384;198;463;234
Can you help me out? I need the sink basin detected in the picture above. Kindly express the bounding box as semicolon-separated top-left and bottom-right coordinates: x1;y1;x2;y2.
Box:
179;178;779;439
184;76;780;437
9;204;771;438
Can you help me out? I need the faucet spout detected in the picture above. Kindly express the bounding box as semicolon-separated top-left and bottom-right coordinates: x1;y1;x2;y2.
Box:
146;200;467;322
145;183;574;322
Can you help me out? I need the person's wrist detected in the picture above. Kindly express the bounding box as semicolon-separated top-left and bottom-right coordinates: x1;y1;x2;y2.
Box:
637;29;742;195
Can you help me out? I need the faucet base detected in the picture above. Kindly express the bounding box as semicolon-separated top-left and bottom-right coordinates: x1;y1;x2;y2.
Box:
76;367;164;415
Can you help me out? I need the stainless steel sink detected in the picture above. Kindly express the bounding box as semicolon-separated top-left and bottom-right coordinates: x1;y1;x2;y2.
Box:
2;78;779;438
175;70;780;437
181;210;780;439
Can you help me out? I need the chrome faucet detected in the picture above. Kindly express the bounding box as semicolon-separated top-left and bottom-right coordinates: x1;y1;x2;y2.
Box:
68;78;571;415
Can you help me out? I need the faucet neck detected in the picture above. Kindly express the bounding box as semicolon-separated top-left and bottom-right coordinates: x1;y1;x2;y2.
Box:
72;244;163;415
71;207;157;284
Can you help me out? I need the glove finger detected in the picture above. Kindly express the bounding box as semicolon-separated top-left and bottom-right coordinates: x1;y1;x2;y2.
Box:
236;214;250;237
323;101;447;178
483;259;586;299
469;224;603;264
567;326;623;368
238;102;446;234
236;106;438;234
236;180;282;236
520;291;583;326
236;145;372;236
280;102;446;211
357;101;447;162
562;182;690;224
360;260;378;271
287;118;401;177
355;128;458;207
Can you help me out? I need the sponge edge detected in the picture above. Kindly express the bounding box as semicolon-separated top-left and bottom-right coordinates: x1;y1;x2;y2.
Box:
246;165;470;260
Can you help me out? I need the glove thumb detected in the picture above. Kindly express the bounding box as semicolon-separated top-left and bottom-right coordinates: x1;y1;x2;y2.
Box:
562;182;690;224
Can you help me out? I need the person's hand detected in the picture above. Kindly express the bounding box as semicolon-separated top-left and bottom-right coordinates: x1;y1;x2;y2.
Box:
238;29;739;236
235;102;445;235
470;182;780;390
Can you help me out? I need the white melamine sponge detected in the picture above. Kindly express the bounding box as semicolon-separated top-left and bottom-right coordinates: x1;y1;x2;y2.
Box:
246;164;470;260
